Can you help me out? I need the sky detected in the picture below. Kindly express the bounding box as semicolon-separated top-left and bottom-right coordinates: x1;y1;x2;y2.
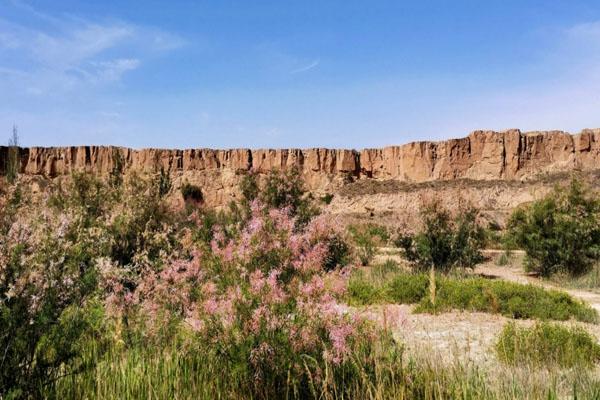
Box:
2;0;600;149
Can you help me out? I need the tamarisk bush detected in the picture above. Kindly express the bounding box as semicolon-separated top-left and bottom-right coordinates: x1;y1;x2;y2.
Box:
104;201;376;398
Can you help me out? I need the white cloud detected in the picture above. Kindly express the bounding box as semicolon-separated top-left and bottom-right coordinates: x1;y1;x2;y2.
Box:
290;59;320;74
0;4;183;96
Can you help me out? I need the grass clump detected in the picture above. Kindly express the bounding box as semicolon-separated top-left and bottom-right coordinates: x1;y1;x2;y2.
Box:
348;264;598;323
496;322;600;368
416;278;598;323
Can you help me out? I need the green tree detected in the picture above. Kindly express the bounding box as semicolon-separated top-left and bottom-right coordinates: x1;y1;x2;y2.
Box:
6;125;19;184
398;200;486;273
507;179;600;277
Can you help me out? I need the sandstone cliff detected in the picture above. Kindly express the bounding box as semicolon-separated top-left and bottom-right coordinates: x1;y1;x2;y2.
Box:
2;128;599;208
3;128;599;181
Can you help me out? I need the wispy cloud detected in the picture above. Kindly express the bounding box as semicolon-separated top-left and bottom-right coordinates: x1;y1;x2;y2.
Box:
290;59;320;74
0;2;183;96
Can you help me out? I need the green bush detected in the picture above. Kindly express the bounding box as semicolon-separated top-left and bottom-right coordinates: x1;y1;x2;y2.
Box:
348;224;388;266
157;166;172;198
322;233;351;271
495;252;510;266
496;322;600;368
507;179;600;277
398;200;486;273
261;167;319;227
320;193;334;205
387;273;429;304
181;182;203;203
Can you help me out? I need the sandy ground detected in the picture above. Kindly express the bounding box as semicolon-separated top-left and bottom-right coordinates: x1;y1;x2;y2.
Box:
364;249;600;366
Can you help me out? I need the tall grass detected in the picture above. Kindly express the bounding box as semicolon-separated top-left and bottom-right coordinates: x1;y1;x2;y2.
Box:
496;322;600;368
550;263;600;292
47;337;600;400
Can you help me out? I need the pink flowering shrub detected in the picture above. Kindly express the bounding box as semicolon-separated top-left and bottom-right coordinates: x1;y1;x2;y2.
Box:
108;200;376;396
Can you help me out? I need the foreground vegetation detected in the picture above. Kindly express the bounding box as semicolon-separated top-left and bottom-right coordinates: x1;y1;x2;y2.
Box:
2;164;600;399
496;322;600;368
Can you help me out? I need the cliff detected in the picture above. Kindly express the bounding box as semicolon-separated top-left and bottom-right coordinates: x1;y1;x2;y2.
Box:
2;128;599;182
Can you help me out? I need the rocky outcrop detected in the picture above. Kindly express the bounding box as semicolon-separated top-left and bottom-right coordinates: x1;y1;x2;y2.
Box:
2;128;600;198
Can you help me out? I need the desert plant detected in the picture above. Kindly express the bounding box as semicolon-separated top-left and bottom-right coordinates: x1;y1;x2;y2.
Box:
496;322;600;368
103;203;377;399
322;233;351;271
0;190;111;398
320;193;334;205
347;269;597;323
157;166;172;198
181;182;203;203
398;200;486;273
109;148;124;189
348;224;388;266
5;125;20;184
507;179;600;277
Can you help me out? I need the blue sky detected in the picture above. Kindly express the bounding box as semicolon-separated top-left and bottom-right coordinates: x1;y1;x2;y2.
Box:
2;0;600;148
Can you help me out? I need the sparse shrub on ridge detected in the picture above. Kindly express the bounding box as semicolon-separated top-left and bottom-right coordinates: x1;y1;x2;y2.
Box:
508;178;600;277
181;182;203;203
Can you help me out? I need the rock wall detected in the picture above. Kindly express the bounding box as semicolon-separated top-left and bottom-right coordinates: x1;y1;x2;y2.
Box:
2;128;600;207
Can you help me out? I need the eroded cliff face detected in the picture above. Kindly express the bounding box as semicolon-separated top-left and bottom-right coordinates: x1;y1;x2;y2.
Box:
2;128;600;209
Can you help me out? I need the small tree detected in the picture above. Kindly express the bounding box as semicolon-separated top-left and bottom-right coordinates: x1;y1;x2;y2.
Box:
507;179;600;277
6;125;20;184
157;166;172;198
398;199;485;273
242;168;319;228
348;224;388;266
109;148;124;189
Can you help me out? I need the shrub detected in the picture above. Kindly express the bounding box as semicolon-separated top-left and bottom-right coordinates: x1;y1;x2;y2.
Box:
181;182;203;203
322;233;351;271
5;125;19;184
105;202;377;399
495;252;510;266
109;148;124;189
320;193;334;205
0;190;111;397
496;322;600;368
398;200;486;273
157;166;172;198
260;167;319;227
347;224;388;266
507;179;600;277
387;273;429;304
